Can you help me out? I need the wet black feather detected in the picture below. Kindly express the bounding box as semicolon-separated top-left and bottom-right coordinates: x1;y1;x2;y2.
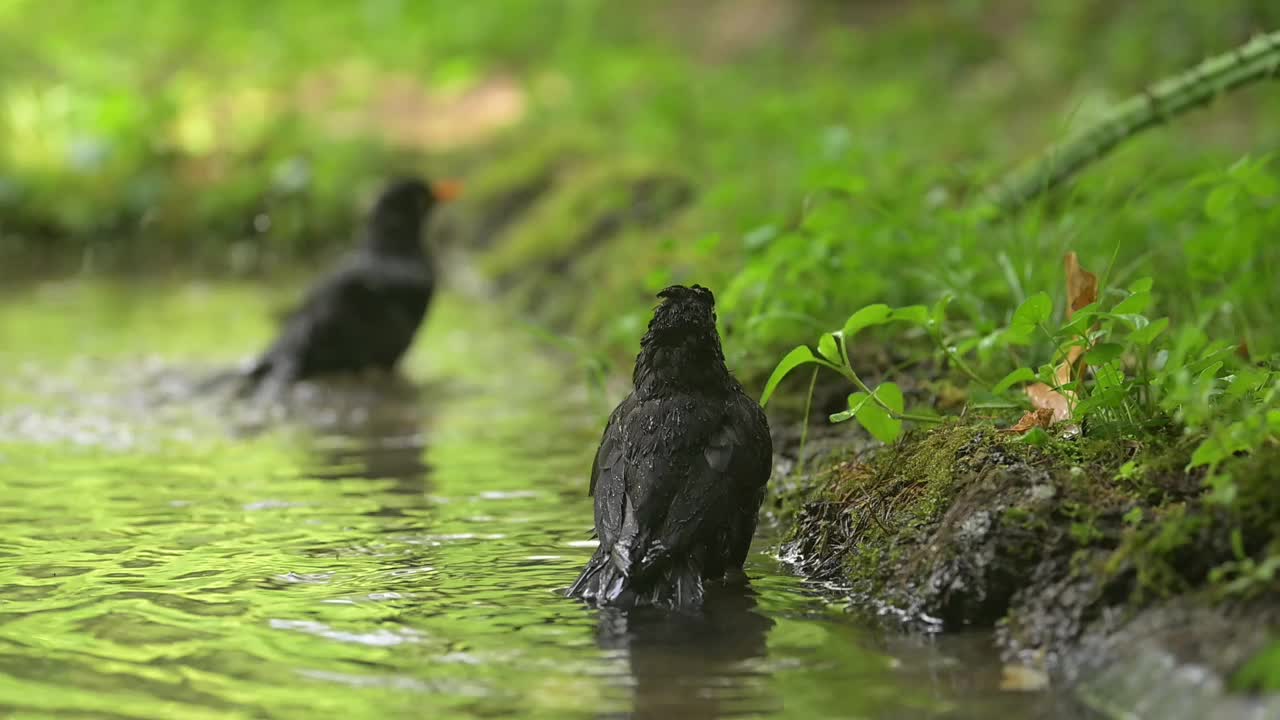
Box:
568;284;772;611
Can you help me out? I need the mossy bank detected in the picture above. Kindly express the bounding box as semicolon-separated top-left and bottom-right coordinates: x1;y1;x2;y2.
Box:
447;145;1280;715
770;411;1280;715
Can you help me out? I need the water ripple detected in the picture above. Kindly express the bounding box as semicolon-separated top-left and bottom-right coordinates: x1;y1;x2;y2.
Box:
0;286;1069;719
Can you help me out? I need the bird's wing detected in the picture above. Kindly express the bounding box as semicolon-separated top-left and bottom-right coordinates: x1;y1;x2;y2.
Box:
591;397;635;551
729;393;773;494
604;401;737;576
266;263;427;369
648;414;741;558
718;393;773;568
588;402;627;498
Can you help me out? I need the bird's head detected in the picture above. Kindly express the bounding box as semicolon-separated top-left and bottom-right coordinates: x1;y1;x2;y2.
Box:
646;284;718;341
367;176;462;256
634;284;730;394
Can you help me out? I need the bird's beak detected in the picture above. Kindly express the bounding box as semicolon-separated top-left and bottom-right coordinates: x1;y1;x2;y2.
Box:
431;180;464;202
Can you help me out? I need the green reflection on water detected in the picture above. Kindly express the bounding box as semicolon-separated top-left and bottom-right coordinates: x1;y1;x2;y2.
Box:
0;281;1061;719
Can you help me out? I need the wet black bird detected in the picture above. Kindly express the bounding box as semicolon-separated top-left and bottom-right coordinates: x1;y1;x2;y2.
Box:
244;177;460;389
568;284;772;611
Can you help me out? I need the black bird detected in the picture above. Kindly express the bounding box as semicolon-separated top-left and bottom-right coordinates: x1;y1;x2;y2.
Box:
567;284;772;611
244;177;460;390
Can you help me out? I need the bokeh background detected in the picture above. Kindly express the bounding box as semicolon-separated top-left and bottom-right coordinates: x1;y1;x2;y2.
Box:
5;2;1278;371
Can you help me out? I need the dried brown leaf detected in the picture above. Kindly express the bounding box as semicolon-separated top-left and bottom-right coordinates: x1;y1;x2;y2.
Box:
1025;383;1071;423
1027;252;1098;424
1064;251;1098;319
1002;407;1057;434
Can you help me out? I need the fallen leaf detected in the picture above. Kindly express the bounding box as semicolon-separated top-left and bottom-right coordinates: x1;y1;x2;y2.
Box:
1002;407;1056;433
1064;251;1098;318
1020;252;1098;425
1000;664;1050;692
1025;384;1071;423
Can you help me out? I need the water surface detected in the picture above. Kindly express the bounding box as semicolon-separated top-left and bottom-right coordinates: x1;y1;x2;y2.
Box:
0;281;1071;719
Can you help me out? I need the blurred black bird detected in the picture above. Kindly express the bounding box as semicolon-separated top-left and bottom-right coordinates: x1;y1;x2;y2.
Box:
244;177;460;390
567;284;772;611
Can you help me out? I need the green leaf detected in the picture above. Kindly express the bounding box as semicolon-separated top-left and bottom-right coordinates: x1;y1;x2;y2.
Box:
1130;317;1169;346
992;367;1037;394
1116;460;1140;481
890;305;929;326
829;391;871;423
1037;363;1058;386
1239;165;1280;199
1231;527;1247;560
1096;312;1150;332
1086;342;1124;364
855;383;904;443
1204;184;1238;222
1056;302;1100;338
929;294;953;331
817;332;841;364
1197;360;1225;385
1020;427;1051;446
841;304;892;339
760;345;818;406
1189;435;1230;469
1112;291;1152;315
1006;292;1052;345
1094;361;1125;391
1207;472;1238;506
1189;341;1237;373
875;382;905;414
1128;277;1154;293
1226;367;1268;399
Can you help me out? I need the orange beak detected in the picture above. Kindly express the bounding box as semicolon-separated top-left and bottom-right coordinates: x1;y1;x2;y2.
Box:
431;179;464;202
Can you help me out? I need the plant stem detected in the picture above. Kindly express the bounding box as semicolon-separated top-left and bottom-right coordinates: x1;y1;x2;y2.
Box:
981;30;1280;216
795;366;819;478
932;329;990;388
838;336;945;424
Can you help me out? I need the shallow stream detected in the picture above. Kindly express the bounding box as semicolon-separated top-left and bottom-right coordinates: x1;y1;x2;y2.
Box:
0;281;1074;718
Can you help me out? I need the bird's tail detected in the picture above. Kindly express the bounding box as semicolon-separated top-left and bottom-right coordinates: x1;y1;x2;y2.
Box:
566;549;705;612
191;367;249;395
191;356;277;399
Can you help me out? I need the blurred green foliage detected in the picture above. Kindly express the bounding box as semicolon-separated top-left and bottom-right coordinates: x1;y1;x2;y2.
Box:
3;4;1277;429
4;0;1278;433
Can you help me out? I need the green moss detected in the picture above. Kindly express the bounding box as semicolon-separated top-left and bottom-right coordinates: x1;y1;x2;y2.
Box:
1003;505;1049;533
782;412;1275;633
782;421;993;590
461;131;598;208
1070;521;1104;546
479;160;689;281
1089;440;1280;603
889;422;993;516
